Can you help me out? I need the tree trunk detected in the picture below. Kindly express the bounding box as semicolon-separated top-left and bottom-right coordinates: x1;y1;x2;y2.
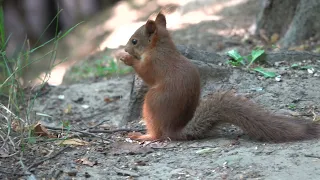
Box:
255;0;320;48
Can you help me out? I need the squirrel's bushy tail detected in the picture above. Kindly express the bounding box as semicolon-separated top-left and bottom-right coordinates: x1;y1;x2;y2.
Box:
178;91;320;142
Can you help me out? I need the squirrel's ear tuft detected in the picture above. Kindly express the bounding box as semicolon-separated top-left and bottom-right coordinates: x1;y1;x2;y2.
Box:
145;20;156;35
155;13;166;28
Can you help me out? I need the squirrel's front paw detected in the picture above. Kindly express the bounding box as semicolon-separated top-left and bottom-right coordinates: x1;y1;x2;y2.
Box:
117;52;134;66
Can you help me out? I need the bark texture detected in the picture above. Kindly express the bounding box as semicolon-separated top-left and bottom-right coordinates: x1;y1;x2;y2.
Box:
256;0;320;48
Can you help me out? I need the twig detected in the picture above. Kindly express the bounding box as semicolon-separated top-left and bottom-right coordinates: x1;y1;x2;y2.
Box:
27;146;71;170
69;131;112;142
19;157;36;180
0;104;20;151
89;120;108;128
0;133;5;148
44;125;144;134
43;126;145;143
304;154;320;159
151;145;218;150
88;128;145;133
0;169;29;176
2;151;19;157
150;146;175;150
69;129;108;140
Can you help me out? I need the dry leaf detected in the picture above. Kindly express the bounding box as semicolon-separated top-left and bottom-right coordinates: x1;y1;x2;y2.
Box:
11;119;21;132
104;97;113;103
75;157;97;167
104;96;122;103
57;138;90;146
259;29;269;42
64;104;72;114
270;33;279;44
289;44;308;51
34;123;56;138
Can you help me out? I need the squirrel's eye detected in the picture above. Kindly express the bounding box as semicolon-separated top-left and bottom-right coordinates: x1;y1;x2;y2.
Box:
131;39;138;45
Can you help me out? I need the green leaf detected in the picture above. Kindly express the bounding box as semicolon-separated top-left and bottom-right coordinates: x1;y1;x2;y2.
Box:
227;60;241;66
300;65;313;70
227;50;245;66
247;49;264;68
253;67;276;78
291;63;299;68
227;50;242;61
287;104;296;110
0;6;6;48
251;49;264;62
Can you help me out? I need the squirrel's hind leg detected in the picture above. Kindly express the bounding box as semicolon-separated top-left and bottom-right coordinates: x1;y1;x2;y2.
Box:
128;132;159;141
129;91;164;141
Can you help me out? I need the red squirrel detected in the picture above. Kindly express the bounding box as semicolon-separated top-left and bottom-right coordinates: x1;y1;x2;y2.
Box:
118;12;320;142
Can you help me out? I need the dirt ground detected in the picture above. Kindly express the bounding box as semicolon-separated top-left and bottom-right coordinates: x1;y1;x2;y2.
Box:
26;59;320;180
1;0;320;179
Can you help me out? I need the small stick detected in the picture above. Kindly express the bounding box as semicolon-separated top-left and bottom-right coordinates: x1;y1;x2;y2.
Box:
19;156;36;180
304;154;320;159
89;120;108;128
88;128;145;133
0;169;29;176
44;126;144;134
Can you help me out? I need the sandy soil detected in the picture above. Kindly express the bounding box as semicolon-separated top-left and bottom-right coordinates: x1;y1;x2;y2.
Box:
16;54;320;180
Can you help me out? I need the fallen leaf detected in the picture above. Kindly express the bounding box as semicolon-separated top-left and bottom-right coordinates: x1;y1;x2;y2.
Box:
104;96;122;103
64;104;72;114
253;67;277;78
289;44;308;51
57;138;90;146
75;157;97;167
11;119;21;132
259;29;269;42
33;123;56;138
270;33;279;44
104;97;113;103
